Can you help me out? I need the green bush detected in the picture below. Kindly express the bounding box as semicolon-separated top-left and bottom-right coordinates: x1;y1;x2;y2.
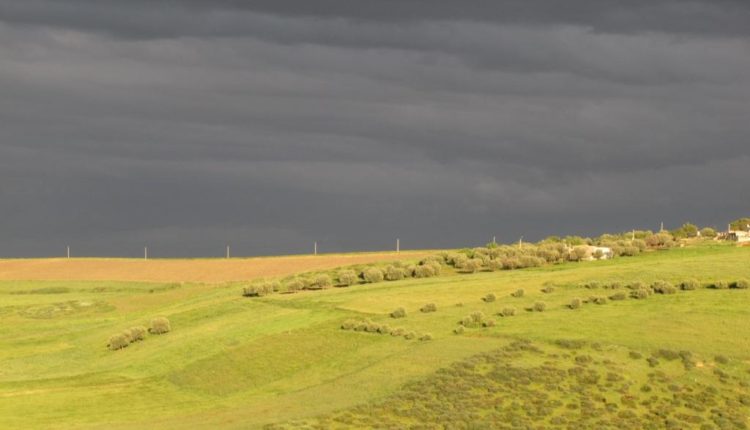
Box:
341;319;357;330
390;327;405;336
285;278;304;293
337;270;358;287
363;267;384;283
511;288;524;298
243;281;275;297
590;296;607;305
680;279;700;291
731;279;749;289
707;280;729;289
413;264;436;278
482;319;496;327
384;265;406;281
499;307;516;317
377;324;391;335
420;303;437;313
715;355;730;364
453;326;465;335
501;257;521;270
403;331;416;340
651;280;677;294
626;281;646;290
108;333;129;351
609;292;627;301
128;326;146;342
482;293;496;303
568;298;582;309
460;311;486;328
390;307;407;318
419;333;433;341
700;227;717;238
313;274;332;289
630;289;649;299
540;285;555;294
533;302;546;312
462;258;484;273
149;317;171;335
629;351;643;359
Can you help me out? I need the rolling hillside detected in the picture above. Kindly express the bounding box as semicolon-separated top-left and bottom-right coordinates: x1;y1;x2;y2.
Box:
0;244;748;429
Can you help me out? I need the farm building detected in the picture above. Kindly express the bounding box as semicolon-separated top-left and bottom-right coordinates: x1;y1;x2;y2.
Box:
585;246;614;260
725;230;750;244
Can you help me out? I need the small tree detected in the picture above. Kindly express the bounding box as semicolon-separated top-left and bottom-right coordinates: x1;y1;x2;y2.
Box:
285;278;304;293
129;326;147;342
533;302;546;312
463;258;483;273
413;265;436;278
420;303;437;313
699;227;717;238
150;317;171;335
482;293;496;303
108;333;129;351
390;307;407;318
680;279;700;291
511;288;524;298
313;274;332;289
337;270;358;287
363;267;384;283
499;307;516;317
568;298;582;309
385;265;406;281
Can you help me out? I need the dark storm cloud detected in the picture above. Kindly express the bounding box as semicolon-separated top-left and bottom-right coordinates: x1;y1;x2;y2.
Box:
0;1;748;257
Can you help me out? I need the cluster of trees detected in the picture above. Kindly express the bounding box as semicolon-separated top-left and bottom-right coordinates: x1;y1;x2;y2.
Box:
340;318;431;341
107;317;170;351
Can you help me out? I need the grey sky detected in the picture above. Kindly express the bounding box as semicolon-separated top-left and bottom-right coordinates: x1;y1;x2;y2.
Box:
1;1;748;257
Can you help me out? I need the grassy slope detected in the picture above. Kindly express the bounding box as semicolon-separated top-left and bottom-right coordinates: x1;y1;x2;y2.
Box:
0;244;748;428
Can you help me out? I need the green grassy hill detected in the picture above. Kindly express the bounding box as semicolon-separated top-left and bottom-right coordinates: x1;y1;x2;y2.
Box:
0;243;748;429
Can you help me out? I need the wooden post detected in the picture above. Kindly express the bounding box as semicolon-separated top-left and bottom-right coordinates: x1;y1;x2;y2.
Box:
66;246;70;259
144;247;148;260
396;238;400;253
226;245;230;259
314;242;317;256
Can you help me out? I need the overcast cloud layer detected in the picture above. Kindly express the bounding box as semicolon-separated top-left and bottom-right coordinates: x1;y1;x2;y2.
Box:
1;1;748;257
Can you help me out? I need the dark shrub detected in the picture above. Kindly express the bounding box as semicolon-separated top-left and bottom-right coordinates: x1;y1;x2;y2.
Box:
568;298;582;309
149;317;171;334
609;292;627;301
533;302;546;312
377;324;391;335
420;303;437;313
715;355;730;364
680;279;700;291
511;288;524;298
337;270;358;287
500;307;517;317
647;357;659;367
655;349;680;360
731;279;749;289
629;351;643;359
482;293;496;303
108;333;129;351
403;331;416;340
390;327;405;336
363;267;384;283
590;296;607;305
482;319;496;327
707;280;729;289
453;326;465;335
390;307;407;318
652;280;677;294
630;289;649;299
341;319;357;330
419;333;433;341
541;285;555;294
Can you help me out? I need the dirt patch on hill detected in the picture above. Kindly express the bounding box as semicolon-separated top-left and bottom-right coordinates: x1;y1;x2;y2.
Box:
0;251;434;283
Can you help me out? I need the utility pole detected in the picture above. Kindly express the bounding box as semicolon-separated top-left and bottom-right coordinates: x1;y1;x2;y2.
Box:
144;247;148;260
396;238;400;253
493;236;496;245
660;221;664;232
226;245;230;259
314;241;317;256
66;246;70;259
519;236;523;249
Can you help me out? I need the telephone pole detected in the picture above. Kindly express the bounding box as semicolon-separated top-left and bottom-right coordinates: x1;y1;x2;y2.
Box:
396;238;400;253
144;247;148;260
314;242;318;255
226;245;230;259
66;246;70;259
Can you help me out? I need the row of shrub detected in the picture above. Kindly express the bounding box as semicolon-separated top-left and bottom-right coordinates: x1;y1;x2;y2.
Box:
340;318;432;340
243;258;445;297
580;279;749;292
108;317;170;351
